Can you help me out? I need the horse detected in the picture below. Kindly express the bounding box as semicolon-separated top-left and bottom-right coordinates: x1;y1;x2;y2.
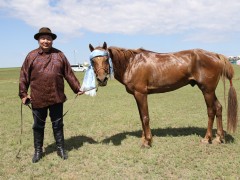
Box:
88;42;238;148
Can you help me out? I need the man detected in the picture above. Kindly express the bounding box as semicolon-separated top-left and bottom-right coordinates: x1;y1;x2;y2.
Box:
19;27;84;163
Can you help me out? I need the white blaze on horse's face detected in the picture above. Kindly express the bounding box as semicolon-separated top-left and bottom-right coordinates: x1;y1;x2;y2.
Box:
92;55;109;86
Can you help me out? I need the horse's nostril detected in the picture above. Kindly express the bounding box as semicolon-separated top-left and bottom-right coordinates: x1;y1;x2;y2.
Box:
97;78;101;82
103;77;108;82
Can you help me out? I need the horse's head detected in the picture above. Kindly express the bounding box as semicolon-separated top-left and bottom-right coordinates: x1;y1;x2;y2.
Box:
89;42;111;86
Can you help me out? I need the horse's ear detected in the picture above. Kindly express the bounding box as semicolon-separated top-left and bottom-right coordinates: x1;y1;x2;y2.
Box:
103;42;107;50
89;44;94;52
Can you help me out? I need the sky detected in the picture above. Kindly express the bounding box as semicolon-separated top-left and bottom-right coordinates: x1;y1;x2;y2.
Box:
0;0;240;68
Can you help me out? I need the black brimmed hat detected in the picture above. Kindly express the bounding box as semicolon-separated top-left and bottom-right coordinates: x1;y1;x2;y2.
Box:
34;27;57;40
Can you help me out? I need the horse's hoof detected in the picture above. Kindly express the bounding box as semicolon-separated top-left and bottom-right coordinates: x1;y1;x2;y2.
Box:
141;144;151;149
212;137;224;144
201;138;211;144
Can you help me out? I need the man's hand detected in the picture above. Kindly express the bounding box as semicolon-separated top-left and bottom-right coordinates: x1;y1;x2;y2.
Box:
77;90;84;96
22;95;31;105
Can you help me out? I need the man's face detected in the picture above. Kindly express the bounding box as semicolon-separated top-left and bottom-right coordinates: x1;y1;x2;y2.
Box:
38;35;53;52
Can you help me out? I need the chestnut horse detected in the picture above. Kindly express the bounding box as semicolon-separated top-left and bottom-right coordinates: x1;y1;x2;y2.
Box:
89;42;238;147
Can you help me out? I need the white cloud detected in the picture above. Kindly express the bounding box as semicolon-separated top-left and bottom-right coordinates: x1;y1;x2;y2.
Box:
183;31;228;43
1;0;240;40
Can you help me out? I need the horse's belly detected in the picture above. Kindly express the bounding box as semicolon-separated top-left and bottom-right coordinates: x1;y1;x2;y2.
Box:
147;75;190;93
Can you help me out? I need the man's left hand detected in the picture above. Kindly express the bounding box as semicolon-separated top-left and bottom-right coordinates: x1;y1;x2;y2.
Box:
77;90;84;95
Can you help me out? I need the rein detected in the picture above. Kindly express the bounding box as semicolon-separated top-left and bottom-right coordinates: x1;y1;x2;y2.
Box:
26;94;78;124
16;87;97;158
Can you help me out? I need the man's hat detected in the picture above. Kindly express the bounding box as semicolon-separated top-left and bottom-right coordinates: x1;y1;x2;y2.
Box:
34;27;57;40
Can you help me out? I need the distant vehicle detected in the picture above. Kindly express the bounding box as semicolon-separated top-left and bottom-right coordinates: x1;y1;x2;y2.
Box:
71;64;88;72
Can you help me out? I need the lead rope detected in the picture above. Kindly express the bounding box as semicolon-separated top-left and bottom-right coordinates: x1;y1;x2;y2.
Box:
16;103;24;158
16;87;97;159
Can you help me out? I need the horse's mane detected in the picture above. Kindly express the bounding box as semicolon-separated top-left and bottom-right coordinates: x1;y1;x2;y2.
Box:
109;47;141;56
108;46;142;59
139;48;171;55
112;46;166;61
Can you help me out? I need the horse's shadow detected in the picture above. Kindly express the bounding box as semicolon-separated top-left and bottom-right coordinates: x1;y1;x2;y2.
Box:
44;127;234;155
101;126;235;145
44;135;97;156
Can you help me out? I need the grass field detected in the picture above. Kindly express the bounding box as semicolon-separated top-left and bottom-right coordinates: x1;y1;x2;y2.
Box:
0;66;240;179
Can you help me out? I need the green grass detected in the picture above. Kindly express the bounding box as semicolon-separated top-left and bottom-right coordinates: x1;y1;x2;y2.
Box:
0;66;240;179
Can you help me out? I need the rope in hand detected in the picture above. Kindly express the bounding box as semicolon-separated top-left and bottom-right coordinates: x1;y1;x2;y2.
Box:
16;103;24;159
16;87;97;159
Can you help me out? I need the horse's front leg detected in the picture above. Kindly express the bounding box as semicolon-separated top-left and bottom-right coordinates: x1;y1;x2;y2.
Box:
134;92;152;148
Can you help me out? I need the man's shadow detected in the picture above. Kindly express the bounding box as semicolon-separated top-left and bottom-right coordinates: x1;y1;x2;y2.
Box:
101;127;235;145
44;135;97;155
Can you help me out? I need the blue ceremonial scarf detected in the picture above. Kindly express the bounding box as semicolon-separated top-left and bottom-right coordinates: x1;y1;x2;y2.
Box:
81;50;113;96
89;50;108;62
80;65;96;96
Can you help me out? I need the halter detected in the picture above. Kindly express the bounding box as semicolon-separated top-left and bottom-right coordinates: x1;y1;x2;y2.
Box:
92;56;110;75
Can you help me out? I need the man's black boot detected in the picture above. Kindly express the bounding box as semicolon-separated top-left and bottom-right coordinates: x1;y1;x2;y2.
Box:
32;130;44;163
57;147;68;160
53;128;68;160
32;148;43;163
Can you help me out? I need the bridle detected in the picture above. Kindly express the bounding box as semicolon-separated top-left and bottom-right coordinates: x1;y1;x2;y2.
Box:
92;56;110;75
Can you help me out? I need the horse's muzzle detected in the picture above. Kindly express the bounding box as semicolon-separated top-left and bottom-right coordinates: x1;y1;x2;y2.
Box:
97;77;108;86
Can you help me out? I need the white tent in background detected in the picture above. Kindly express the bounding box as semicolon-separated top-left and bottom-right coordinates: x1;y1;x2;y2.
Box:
83;61;89;66
71;64;88;72
237;60;240;65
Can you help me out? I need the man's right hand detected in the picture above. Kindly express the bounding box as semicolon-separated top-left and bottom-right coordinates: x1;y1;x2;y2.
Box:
22;95;31;105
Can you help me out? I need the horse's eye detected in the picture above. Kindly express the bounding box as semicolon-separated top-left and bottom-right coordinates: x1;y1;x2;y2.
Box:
91;60;95;66
104;57;109;63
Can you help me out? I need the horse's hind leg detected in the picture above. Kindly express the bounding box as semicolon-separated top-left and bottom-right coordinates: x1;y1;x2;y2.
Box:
202;91;225;144
201;92;217;144
212;99;225;144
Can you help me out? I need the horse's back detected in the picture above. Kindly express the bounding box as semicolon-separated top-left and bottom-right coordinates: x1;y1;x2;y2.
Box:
124;48;228;93
124;49;195;93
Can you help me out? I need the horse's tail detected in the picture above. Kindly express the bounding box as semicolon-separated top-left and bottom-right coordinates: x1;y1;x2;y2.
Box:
218;54;238;133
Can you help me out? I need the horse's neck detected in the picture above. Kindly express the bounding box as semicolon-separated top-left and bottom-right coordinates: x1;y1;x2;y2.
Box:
109;47;139;83
112;56;130;83
111;56;128;84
